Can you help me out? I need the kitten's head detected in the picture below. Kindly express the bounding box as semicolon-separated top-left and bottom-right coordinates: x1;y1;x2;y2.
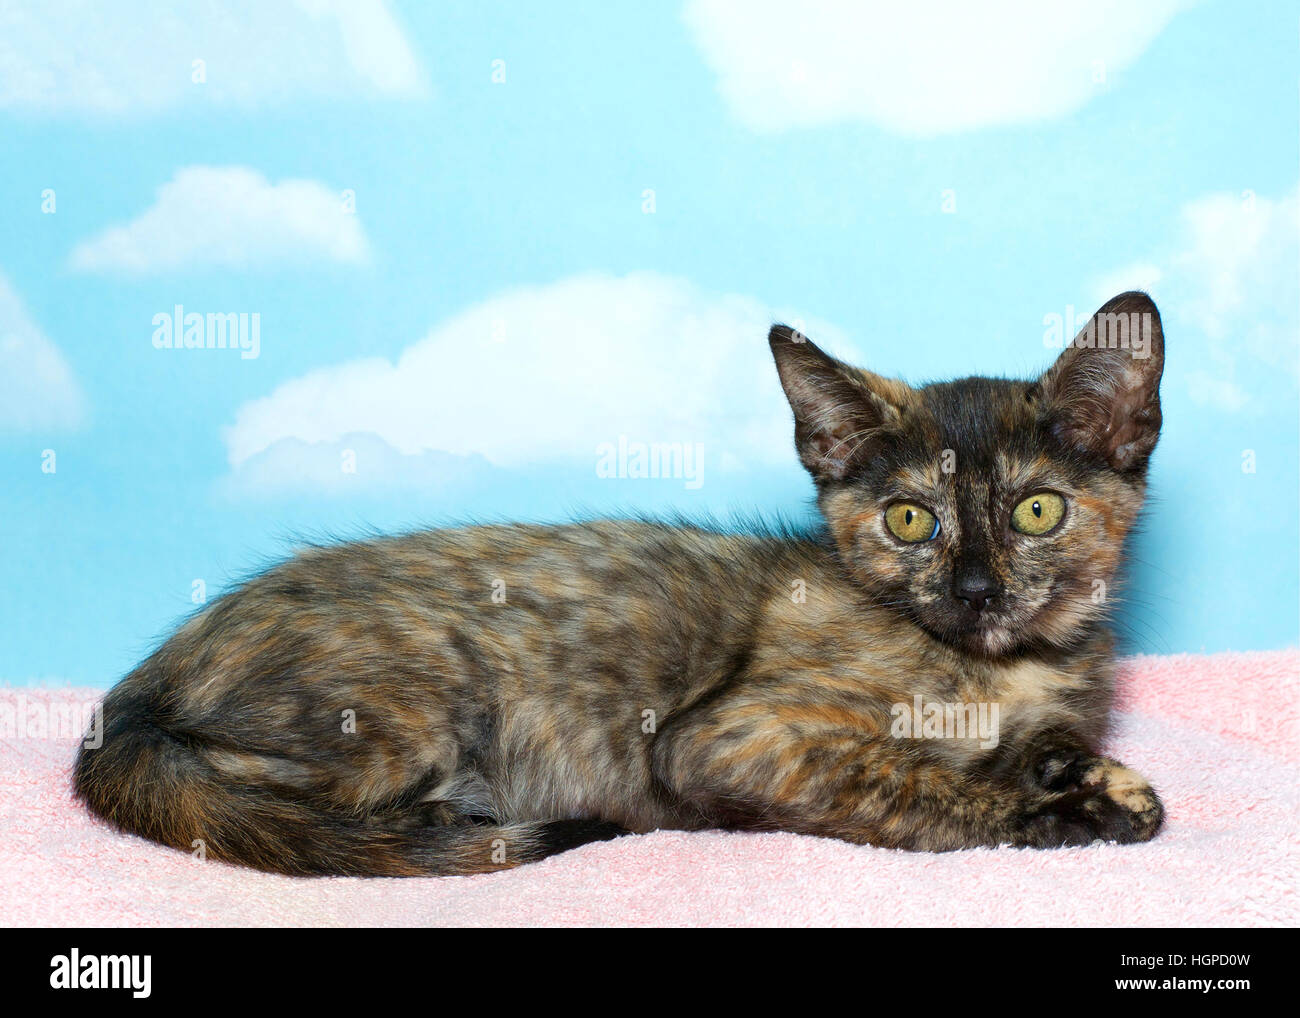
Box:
771;292;1164;657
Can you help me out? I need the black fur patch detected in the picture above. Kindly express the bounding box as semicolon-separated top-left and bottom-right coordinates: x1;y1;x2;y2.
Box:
536;819;629;855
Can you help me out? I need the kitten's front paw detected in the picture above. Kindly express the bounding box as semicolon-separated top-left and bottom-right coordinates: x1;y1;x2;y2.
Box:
1020;757;1164;847
1082;759;1164;838
1031;746;1093;791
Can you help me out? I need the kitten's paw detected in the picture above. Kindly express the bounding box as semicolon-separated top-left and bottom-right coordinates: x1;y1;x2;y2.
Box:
1084;759;1164;839
1031;746;1093;792
1019;757;1164;847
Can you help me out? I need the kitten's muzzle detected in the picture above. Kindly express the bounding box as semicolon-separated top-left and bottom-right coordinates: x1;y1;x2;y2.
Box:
953;574;1001;614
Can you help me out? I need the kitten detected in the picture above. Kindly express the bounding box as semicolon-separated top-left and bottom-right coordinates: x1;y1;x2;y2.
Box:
74;292;1165;876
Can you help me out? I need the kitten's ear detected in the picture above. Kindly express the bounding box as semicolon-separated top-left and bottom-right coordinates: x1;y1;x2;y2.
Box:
769;325;902;482
1035;291;1165;473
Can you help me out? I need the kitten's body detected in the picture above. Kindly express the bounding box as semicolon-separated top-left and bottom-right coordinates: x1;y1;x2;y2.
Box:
75;294;1166;875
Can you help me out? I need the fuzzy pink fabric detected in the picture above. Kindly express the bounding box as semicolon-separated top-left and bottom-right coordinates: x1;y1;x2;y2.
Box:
3;651;1297;927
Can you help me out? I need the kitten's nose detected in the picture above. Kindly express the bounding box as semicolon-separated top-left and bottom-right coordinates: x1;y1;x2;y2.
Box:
954;574;1001;613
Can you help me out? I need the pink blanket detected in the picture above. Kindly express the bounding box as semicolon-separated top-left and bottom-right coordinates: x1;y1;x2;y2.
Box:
3;651;1297;927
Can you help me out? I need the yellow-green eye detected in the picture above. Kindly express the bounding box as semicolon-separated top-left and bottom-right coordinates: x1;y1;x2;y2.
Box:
1011;492;1066;535
885;503;940;543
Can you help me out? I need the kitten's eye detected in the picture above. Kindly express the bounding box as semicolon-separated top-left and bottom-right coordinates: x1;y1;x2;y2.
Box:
885;503;940;543
1011;492;1066;535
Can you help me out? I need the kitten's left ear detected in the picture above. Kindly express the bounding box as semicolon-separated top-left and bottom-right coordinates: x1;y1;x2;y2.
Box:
769;325;904;483
1035;291;1165;473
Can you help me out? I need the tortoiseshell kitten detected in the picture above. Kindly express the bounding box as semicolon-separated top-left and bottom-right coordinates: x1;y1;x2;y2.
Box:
75;292;1166;876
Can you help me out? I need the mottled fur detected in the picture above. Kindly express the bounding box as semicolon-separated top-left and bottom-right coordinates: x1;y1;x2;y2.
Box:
75;292;1166;875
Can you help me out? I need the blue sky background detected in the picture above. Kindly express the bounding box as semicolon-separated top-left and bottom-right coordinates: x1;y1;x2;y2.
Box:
1;0;1297;687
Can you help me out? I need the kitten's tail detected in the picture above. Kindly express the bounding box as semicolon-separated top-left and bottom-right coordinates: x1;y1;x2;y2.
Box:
72;687;623;877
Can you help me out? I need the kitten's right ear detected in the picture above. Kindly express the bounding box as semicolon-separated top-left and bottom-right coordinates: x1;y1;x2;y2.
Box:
1034;292;1165;473
769;325;901;483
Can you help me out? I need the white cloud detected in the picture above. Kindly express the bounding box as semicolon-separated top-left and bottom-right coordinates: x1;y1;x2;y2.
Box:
1169;188;1299;366
1091;263;1163;303
224;272;856;491
0;270;85;431
1185;371;1249;412
0;0;425;115
684;0;1189;135
69;166;371;274
1092;184;1299;411
222;433;495;496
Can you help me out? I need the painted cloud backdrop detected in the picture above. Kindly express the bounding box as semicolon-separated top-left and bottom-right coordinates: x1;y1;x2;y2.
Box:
1;0;1295;685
